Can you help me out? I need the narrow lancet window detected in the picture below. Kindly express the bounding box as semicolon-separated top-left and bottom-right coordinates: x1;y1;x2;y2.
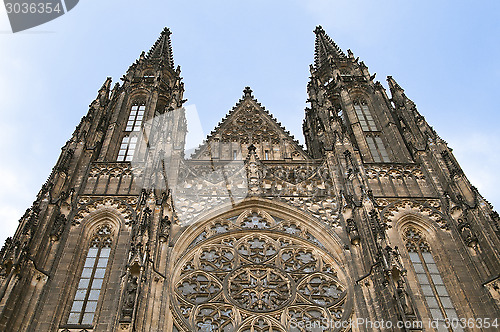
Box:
67;225;113;325
354;100;391;162
125;104;145;132
404;226;462;330
354;100;377;131
117;136;137;162
366;135;390;162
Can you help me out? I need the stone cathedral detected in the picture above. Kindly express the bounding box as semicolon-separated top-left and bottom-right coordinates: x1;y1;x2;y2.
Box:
0;26;499;332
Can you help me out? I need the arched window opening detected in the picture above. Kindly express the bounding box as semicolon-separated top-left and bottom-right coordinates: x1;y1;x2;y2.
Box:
404;226;461;330
126;103;145;132
353;99;377;132
117;136;137;162
67;225;113;326
170;206;351;331
366;134;390;162
353;99;390;162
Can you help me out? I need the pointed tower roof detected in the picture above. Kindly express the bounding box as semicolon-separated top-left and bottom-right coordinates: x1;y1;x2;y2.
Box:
387;75;404;92
146;27;174;68
313;25;346;68
190;87;309;160
387;75;410;107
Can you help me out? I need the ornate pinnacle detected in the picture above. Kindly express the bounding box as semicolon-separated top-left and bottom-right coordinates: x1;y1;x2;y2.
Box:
146;27;175;68
243;86;253;98
313;25;346;68
387;76;409;107
387;76;404;92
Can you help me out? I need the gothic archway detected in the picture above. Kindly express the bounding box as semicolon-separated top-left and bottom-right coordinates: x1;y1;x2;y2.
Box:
169;199;352;331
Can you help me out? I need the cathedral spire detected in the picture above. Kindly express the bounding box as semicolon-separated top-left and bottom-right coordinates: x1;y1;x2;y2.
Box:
313;25;346;68
146;27;174;68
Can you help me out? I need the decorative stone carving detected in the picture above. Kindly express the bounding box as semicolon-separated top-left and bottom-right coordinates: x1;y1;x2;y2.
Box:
440;150;462;177
171;207;350;331
227;265;293;312
457;218;478;247
21;206;40;236
396;279;413;316
186;208;326;250
190;91;307;161
121;275;138;322
56;148;74;173
50;212;67;241
345;218;360;245
246;145;262;196
73;196;138;226
283;197;339;228
174;159;340;228
158;216;171;242
369;209;385;240
380;199;448;229
483;275;500;308
88;162;133;178
365;164;426;180
138;207;152;236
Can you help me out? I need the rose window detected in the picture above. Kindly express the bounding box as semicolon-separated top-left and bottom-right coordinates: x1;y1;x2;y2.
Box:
171;208;351;331
227;265;293;312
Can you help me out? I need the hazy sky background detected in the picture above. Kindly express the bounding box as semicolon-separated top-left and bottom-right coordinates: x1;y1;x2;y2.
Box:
0;1;499;245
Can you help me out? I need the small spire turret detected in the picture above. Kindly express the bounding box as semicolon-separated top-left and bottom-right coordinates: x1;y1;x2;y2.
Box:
243;86;253;99
387;76;413;108
97;77;112;104
146;27;175;69
313;25;346;68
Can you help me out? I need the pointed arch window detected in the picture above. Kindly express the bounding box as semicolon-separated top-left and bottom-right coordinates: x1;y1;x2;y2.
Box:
404;227;462;330
354;99;390;162
354;100;378;132
67;225;113;326
366;135;390;162
126;103;145;132
117;136;137;162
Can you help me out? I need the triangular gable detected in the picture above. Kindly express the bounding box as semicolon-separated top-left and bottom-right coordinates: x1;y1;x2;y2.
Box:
190;87;310;161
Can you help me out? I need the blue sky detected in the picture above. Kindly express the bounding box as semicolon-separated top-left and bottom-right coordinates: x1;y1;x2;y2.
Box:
0;1;499;244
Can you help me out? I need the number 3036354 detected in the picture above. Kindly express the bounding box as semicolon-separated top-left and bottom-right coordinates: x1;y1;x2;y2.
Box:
5;2;62;14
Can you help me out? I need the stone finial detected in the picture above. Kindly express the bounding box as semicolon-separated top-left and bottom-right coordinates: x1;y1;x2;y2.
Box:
243;86;253;98
314;25;324;34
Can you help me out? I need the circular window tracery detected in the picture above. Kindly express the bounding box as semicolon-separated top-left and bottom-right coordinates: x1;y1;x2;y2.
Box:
171;207;351;331
227;264;293;312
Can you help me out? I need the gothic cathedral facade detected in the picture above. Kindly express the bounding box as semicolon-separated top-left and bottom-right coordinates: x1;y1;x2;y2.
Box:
0;27;499;332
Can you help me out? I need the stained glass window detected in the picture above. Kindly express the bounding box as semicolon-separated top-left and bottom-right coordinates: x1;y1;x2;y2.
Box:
117;136;138;162
125;104;145;132
353;100;390;162
67;225;113;326
366;135;390;162
404;226;462;331
354;101;377;132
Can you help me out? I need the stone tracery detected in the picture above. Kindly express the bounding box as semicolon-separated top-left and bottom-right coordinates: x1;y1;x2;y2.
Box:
171;207;350;331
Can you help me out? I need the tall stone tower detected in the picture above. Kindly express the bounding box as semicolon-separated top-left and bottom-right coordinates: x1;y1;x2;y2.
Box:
0;26;498;332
